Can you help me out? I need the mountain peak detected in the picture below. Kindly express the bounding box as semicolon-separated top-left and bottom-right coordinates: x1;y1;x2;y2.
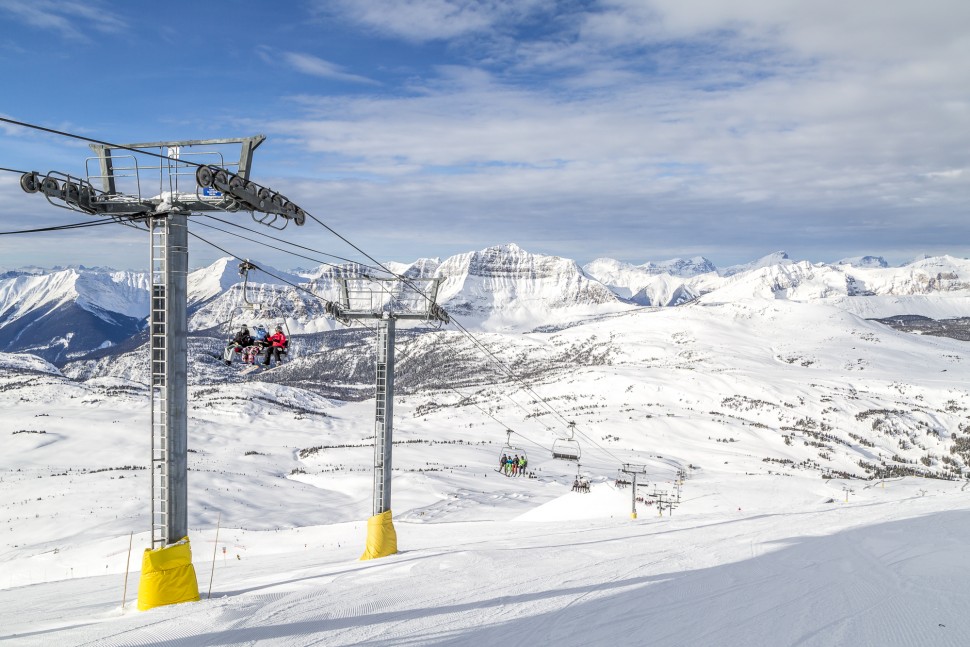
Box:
720;251;791;277
837;256;889;268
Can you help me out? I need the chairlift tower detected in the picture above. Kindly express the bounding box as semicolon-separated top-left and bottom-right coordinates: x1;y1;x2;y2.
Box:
20;134;311;609
621;463;648;519
334;275;449;558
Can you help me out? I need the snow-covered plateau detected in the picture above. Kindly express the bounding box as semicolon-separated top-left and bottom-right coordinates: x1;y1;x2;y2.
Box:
1;247;970;646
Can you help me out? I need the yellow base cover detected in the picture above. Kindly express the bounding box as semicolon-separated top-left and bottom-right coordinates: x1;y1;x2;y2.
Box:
137;536;201;611
360;510;398;560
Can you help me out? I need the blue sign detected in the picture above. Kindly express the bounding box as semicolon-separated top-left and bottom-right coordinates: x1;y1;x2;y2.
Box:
202;187;223;197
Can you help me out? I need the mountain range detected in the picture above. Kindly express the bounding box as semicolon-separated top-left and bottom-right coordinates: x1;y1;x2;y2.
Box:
1;243;968;365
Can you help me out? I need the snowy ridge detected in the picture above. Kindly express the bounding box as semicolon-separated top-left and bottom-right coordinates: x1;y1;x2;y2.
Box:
0;351;61;375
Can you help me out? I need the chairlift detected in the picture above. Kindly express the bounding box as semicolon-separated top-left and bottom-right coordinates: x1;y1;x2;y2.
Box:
221;260;293;366
571;462;591;493
496;430;528;473
552;422;581;461
614;469;631;489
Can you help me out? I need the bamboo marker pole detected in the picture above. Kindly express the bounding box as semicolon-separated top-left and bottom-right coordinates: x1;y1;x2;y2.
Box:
208;512;221;600
121;531;133;611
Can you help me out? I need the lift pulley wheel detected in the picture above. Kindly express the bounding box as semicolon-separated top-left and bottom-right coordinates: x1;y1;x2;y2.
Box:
20;172;39;193
195;165;214;188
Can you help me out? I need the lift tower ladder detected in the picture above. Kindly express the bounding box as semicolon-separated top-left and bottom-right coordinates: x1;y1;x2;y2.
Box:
372;317;395;514
335;276;449;517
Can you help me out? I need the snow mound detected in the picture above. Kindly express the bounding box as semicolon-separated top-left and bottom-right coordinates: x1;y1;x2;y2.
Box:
516;483;627;522
0;352;62;375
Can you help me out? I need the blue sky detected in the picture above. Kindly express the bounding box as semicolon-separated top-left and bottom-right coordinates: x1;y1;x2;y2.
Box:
1;0;968;271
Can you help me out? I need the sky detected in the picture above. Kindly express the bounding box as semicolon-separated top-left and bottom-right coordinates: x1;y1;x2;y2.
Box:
1;0;969;271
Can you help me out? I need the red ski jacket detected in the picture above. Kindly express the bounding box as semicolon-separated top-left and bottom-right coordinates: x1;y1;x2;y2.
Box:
266;331;287;348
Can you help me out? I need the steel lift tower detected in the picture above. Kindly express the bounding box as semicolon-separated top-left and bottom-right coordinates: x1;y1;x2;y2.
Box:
21;134;312;609
620;463;649;519
334;276;449;559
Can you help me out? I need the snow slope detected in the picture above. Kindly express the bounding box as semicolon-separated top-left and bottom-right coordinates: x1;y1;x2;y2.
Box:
3;287;970;645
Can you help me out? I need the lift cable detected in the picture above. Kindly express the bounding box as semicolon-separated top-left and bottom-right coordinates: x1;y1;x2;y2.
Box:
191;218;414;314
198;214;388;274
307;204;626;463
1;117;212;170
185;227;549;455
303;212;628;466
301;209;581;429
3;116;620;469
0;213;149;236
187;230;348;318
192;217;360;275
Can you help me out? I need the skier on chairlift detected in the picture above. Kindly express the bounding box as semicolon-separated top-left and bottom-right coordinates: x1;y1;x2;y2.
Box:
223;326;253;365
262;324;287;367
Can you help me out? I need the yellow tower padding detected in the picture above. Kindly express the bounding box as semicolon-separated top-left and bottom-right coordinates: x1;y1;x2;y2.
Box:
360;510;398;560
631;512;638;519
137;536;200;611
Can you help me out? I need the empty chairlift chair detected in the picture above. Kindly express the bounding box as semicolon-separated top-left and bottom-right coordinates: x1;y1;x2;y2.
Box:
552;422;581;461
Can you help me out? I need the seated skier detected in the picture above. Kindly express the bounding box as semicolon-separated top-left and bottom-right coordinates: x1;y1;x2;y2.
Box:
223;326;253;365
262;324;287;367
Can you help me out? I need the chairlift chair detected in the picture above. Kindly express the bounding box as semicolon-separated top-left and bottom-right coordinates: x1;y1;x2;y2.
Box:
496;429;528;473
222;260;294;365
571;462;591;493
552;422;581;461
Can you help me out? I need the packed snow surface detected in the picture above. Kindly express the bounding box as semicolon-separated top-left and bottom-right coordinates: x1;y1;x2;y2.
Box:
2;285;970;645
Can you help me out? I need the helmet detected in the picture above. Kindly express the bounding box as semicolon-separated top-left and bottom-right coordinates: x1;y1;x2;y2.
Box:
275;324;283;331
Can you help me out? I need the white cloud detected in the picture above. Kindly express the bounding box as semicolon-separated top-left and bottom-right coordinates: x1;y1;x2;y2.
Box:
0;0;127;40
328;0;552;43
277;51;380;85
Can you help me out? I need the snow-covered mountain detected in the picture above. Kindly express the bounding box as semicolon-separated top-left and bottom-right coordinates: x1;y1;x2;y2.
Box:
434;244;632;330
0;269;149;363
2;247;970;365
838;255;889;268
719;251;794;277
582;257;707;306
